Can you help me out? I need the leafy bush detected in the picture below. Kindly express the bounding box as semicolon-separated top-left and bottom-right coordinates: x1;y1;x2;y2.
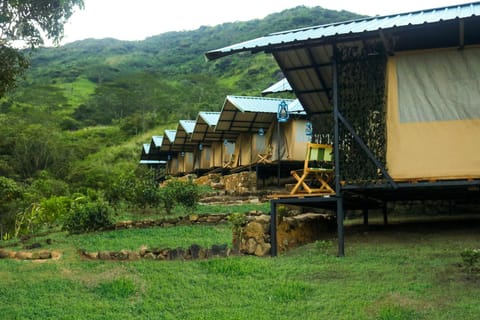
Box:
0;176;23;239
62;198;114;234
13;196;72;238
160;178;202;214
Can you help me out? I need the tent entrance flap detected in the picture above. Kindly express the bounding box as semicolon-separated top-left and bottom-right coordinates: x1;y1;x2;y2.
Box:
386;47;480;180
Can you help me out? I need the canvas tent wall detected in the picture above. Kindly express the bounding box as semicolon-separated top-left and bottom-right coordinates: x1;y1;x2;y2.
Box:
210;141;224;168
386;47;480;180
215;95;307;167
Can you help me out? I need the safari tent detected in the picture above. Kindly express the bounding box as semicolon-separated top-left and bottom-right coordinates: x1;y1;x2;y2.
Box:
190;111;237;170
215;95;308;168
159;129;178;175
139;138;167;168
206;1;480;255
171;120;196;174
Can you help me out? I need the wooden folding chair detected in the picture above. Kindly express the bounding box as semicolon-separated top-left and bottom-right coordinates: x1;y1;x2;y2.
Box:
290;143;335;195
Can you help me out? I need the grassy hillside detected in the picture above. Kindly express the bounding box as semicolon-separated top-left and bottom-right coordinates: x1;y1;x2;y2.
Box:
0;6;363;236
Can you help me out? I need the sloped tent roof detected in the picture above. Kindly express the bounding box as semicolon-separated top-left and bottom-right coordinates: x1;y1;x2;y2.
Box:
262;78;292;95
140;143;151;160
171;120;197;152
206;1;480;115
159;130;177;153
144;135;170;161
216;96;306;135
190;111;236;144
139;141;167;166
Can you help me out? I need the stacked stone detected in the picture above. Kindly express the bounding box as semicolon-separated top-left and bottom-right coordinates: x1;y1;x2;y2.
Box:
80;244;231;261
239;214;272;257
114;214;229;230
224;172;257;194
236;212;336;257
0;249;53;260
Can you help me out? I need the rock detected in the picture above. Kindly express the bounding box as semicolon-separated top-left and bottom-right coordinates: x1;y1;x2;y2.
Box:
211;182;225;190
143;252;156;260
139;245;148;256
189;244;202;259
98;251;111;260
15;251;32;260
128;251;141;261
209;244;228;257
245;238;257;255
206;215;222;224
254;242;271;257
38;251;52;259
0;249;9;259
243;222;265;242
168;248;185;260
115;221;133;229
85;251;98;259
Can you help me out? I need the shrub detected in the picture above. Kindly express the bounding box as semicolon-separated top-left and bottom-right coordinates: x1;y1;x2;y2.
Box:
160;178;202;214
62;198;114;234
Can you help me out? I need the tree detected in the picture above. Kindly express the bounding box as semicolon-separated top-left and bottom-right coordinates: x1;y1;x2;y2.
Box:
0;0;84;97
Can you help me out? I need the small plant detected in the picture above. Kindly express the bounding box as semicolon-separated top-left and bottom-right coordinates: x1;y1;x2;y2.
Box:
227;212;246;254
315;240;332;254
461;248;480;273
95;277;137;299
227;212;247;232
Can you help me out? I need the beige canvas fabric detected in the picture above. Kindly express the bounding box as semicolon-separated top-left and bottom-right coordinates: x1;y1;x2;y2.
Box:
386;47;480;180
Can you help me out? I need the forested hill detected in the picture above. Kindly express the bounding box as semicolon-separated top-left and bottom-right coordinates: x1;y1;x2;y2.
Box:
0;6;362;191
4;6;362;131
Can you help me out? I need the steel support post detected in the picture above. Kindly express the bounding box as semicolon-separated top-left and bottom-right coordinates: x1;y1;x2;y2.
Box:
270;200;278;257
332;50;345;257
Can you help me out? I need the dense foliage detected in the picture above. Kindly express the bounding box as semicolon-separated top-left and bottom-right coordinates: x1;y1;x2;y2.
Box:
0;0;84;96
0;6;363;238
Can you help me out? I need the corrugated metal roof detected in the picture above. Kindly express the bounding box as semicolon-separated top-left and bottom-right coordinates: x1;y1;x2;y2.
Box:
151;136;163;148
206;1;480;60
262;78;292;95
226;95;305;114
198;112;220;126
164;130;176;143
179;120;196;134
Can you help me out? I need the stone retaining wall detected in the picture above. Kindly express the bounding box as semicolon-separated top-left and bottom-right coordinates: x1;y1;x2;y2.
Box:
80;244;231;261
0;249;56;260
236;213;336;257
195;172;257;194
114;213;229;230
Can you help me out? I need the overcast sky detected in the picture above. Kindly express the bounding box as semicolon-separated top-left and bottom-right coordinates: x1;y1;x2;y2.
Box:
58;0;471;45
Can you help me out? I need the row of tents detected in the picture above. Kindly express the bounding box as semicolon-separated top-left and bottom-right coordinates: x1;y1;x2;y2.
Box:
140;84;312;178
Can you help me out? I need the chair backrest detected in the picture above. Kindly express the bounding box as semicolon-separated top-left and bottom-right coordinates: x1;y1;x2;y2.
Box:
304;143;333;170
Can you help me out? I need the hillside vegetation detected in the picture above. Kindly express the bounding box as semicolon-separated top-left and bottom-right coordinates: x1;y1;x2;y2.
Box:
0;6;363;237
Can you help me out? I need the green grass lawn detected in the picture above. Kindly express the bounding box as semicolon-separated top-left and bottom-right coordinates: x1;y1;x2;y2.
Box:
1;215;479;319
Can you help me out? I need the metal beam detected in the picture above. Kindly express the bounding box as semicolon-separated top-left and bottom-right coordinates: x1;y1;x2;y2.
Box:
270;200;278;257
332;48;345;257
307;47;331;97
